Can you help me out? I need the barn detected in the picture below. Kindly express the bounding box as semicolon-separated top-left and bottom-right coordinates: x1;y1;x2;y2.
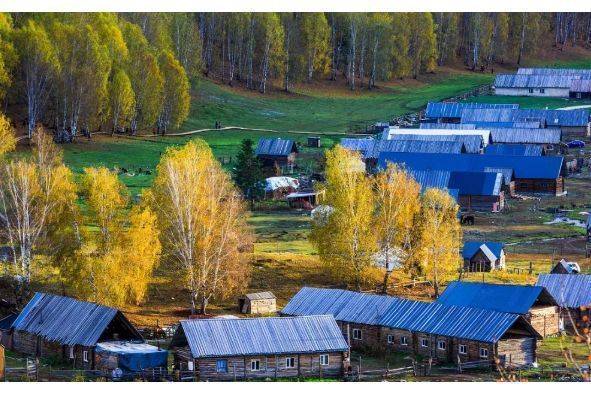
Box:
536;274;591;333
462;241;506;270
377;152;564;196
550;259;581;274
169;315;349;381
255;138;299;173
238;292;277;314
494;74;576;97
282;287;541;367
5;293;167;372
437;281;560;337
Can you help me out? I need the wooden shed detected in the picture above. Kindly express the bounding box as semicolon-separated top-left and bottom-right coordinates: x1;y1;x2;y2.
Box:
550;259;581;274
255;138;298;173
462;241;506;271
238;292;277;314
537;274;591;333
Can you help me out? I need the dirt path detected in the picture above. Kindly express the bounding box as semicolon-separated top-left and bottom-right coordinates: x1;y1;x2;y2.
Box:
557;104;591;110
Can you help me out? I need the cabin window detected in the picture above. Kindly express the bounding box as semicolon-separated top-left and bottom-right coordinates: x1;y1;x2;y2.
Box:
577;92;582;99
528;88;534;94
286;357;295;368
401;336;408;346
437;340;446;351
216;360;228;373
387;335;394;344
69;346;75;359
421;338;429;348
352;328;362;340
250;359;260;371
539;88;545;94
480;348;489;358
319;354;329;366
187;361;194;371
459;344;467;355
83;350;89;363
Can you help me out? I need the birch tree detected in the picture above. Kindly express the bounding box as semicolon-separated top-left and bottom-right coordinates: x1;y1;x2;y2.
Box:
0;114;16;157
300;13;330;83
157;51;190;133
415;188;462;297
108;69;136;133
256;13;284;94
149;139;251;314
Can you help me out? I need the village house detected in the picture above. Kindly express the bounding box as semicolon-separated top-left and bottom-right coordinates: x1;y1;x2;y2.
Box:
169;315;349;381
377;152;565;196
424;102;519;124
462;241;506;271
255;138;298;173
382;127;491;147
3;293;167;373
282;287;541;367
550;259;581;274
437;281;561;337
238;292;277;314
536;274;591;332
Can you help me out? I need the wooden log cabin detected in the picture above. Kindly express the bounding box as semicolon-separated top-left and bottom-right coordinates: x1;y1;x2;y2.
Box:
537;274;591;333
462;241;506;271
282;287;541;367
3;293;167;372
437;281;560;337
255;138;298;174
169;315;349;381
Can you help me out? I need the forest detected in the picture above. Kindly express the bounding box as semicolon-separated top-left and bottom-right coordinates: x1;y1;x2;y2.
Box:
0;13;589;141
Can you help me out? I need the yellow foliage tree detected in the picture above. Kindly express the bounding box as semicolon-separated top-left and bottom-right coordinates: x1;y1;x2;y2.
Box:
310;145;377;290
148;139;251;314
415;188;462;297
0;114;16;156
373;163;421;291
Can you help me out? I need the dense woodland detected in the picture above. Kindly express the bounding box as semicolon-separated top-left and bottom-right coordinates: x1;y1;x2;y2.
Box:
0;13;589;139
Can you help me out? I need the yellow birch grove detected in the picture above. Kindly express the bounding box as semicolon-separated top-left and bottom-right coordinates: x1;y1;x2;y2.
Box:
416;188;463;297
310;145;377;290
373;163;421;291
0;114;16;156
148;139;251;314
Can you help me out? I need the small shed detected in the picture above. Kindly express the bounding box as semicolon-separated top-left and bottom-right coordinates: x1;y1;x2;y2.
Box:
307;136;321;148
462;241;506;271
255;138;298;171
536;274;591;332
238;292;277;314
286;191;323;210
551;259;581;274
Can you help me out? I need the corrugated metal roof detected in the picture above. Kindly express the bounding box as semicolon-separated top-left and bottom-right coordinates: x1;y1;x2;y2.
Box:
419;123;477;130
255;138;297;156
473;121;543;129
437;281;554;315
448;171;503;196
243;292;275;300
340;138;375;157
406;170;459;201
281;287;353;317
462;241;504;260
490;128;561;144
11;293;140;346
518;67;591;76
494;74;578;89
377;152;563;180
483;167;514;185
335;293;399;325
389;134;483;153
536;274;591;308
484;144;543;156
178;315;349;358
425;102;519;119
370;140;465;158
379;300;527;343
570;79;591;93
386;128;491;146
462;108;589;127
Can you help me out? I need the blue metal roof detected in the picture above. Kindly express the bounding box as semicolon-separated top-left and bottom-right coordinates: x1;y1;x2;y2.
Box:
377;152;563;180
517;67;591;76
495;74;580;89
340;138;375;158
449;171;502;196
462;108;589;128
379;299;531;343
335;293;399;325
536;274;591;308
370;140;465;158
425;102;519;119
419;123;477;130
11;293;141;346
255;138;297;156
389;134;483;153
484;144;543;156
490;128;561;145
436;281;554;315
178;315;349;358
462;241;504;259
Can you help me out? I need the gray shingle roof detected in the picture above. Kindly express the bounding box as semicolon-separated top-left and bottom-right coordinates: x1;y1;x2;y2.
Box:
255;138;297;157
494;74;577;89
490;128;561;145
177;315;349;358
461;108;589;127
11;293;141;346
517;67;591;76
243;292;275;300
425;102;519;119
388;134;484;154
